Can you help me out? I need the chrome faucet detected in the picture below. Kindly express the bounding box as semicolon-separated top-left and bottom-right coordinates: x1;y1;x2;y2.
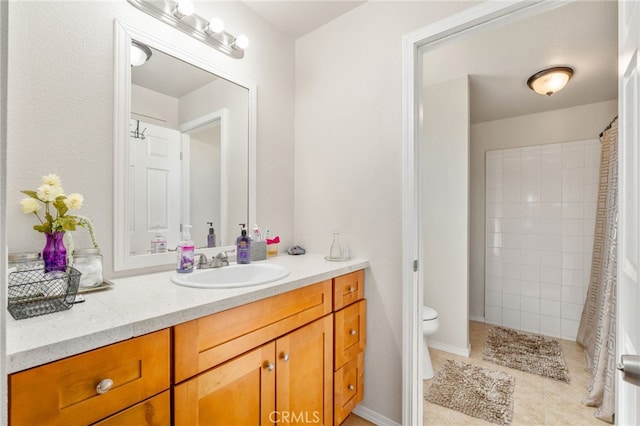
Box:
211;249;235;268
195;249;235;269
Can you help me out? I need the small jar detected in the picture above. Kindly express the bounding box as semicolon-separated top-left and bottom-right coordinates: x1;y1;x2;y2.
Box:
8;252;44;271
73;248;103;288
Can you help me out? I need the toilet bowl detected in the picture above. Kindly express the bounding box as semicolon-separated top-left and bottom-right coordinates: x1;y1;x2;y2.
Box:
423;305;440;380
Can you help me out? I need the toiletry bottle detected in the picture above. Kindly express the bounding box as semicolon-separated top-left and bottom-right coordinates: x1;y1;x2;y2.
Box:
176;225;195;273
207;222;216;248
236;223;251;264
150;227;167;253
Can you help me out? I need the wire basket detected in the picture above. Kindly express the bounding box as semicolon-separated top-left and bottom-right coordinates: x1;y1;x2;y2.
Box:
7;266;81;320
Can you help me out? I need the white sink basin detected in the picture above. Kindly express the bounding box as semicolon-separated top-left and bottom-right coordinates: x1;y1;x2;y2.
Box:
171;263;290;288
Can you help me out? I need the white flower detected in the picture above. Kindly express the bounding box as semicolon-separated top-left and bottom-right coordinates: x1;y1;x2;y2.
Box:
42;174;63;189
20;197;41;214
36;184;63;202
64;193;84;210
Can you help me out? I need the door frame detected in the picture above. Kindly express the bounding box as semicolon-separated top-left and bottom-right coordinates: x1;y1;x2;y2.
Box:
401;1;572;424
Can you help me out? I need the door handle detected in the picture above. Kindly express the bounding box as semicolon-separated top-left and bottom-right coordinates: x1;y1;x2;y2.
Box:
617;355;640;386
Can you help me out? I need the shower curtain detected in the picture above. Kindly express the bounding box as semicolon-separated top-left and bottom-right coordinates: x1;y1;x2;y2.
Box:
576;117;618;423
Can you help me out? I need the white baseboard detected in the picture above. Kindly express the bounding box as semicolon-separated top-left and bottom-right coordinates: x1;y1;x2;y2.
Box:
469;315;485;322
428;340;471;357
352;405;400;426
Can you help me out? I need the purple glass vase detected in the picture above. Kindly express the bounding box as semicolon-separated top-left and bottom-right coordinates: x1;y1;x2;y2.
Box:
42;232;67;273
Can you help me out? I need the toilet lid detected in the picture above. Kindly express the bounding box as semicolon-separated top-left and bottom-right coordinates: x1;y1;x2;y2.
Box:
423;306;438;320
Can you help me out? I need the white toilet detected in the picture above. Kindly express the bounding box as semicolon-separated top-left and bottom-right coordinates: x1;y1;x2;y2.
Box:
423;305;440;379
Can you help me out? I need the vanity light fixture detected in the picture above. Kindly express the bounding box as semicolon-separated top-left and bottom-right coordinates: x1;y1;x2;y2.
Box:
126;0;249;59
130;40;152;66
527;66;574;96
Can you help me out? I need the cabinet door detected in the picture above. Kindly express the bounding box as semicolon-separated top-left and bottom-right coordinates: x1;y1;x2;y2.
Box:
276;316;333;426
334;353;364;426
174;342;276;426
334;300;366;370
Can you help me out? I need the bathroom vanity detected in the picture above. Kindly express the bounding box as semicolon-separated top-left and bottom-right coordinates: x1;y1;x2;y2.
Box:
6;254;368;425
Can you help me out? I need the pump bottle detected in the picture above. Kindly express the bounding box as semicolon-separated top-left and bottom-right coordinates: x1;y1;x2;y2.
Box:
207;222;216;248
176;225;195;273
236;224;251;264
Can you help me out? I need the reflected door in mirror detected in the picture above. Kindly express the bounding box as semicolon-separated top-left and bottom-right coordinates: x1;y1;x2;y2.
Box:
129;119;181;255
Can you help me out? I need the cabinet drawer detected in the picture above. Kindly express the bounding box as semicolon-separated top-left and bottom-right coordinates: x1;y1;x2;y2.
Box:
334;352;364;426
174;280;333;383
93;390;170;426
333;270;364;310
334;299;366;370
9;329;170;426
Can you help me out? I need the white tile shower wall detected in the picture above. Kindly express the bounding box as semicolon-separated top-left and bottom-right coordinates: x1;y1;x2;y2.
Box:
484;139;601;340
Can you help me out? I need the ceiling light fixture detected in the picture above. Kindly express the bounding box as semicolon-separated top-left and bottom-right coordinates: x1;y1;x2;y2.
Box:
130;40;152;66
126;0;249;59
527;66;574;96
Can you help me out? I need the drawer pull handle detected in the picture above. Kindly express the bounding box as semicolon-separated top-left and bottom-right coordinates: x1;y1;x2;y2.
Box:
96;378;114;395
349;286;356;293
348;384;355;391
264;362;275;372
350;329;357;336
281;353;290;362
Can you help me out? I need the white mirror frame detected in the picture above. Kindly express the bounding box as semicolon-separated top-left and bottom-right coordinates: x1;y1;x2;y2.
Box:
113;19;256;271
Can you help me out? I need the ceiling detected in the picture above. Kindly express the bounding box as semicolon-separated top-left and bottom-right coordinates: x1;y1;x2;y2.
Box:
242;1;365;39
422;1;618;124
133;1;617;125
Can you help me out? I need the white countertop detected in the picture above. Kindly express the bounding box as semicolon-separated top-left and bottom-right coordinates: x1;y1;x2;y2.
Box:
6;254;369;374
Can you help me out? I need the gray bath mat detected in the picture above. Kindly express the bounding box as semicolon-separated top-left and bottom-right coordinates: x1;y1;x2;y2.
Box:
484;326;570;383
424;359;515;425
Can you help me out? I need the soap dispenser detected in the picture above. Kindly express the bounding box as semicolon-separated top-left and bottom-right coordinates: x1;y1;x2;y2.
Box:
236;223;251;264
176;225;195;273
207;222;216;248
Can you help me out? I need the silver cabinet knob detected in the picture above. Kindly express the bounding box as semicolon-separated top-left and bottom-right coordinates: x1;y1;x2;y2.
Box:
264;362;275;372
348;286;356;293
348;384;355;391
281;353;290;362
96;378;114;395
350;329;357;336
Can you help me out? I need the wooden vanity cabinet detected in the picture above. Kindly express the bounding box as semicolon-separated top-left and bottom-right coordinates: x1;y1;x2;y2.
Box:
174;315;333;425
8;329;170;425
173;280;334;425
333;270;366;426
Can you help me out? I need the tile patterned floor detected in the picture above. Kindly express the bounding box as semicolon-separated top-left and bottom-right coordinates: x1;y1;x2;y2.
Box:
424;321;604;425
343;321;603;426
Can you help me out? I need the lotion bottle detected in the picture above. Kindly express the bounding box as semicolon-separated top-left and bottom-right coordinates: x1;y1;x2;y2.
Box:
176;225;195;273
236;223;251;264
207;222;216;248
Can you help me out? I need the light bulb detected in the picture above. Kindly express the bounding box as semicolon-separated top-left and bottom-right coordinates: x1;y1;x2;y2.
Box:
206;17;225;35
234;34;249;50
174;0;194;19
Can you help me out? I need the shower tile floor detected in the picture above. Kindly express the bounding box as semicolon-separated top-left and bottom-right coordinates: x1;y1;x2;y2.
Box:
423;321;603;425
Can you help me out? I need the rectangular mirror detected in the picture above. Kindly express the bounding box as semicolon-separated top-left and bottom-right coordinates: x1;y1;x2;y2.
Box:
114;20;256;271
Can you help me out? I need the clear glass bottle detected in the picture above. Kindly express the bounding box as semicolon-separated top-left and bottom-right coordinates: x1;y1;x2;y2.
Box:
73;248;104;288
329;229;344;260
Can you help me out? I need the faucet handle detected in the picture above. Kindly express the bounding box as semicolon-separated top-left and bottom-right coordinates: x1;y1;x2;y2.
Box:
194;252;208;269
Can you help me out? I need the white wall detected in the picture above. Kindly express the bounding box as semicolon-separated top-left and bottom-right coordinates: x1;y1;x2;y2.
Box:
6;1;295;278
469;100;617;321
422;77;469;354
295;2;475;423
